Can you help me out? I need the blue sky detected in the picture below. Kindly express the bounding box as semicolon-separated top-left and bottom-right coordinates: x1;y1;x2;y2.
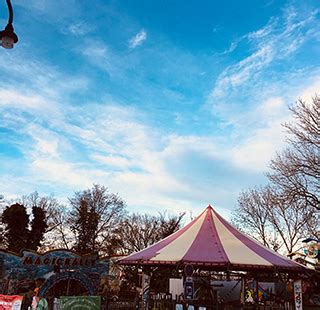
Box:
0;0;319;217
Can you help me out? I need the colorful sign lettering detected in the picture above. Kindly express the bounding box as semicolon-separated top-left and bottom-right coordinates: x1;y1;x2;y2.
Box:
22;255;96;267
0;295;23;310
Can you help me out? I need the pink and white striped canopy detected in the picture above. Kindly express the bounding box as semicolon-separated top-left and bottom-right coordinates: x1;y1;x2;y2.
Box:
120;205;307;272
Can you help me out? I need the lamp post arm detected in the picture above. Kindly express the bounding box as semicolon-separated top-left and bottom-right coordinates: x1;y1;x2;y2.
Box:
6;0;13;25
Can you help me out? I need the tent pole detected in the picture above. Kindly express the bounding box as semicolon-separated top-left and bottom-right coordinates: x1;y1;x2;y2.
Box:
142;270;151;310
255;279;259;307
241;276;245;308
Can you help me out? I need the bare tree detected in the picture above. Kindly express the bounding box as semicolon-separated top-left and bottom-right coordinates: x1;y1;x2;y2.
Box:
22;192;63;232
268;97;320;210
0;197;6;249
233;97;319;254
68;184;126;254
232;187;279;250
108;211;185;256
232;186;316;254
42;206;72;251
266;189;315;254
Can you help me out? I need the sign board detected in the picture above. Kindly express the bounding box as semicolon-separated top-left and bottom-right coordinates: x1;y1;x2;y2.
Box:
294;280;303;310
0;249;109;296
0;295;23;310
59;296;101;310
184;278;194;300
22;254;96;267
169;278;183;300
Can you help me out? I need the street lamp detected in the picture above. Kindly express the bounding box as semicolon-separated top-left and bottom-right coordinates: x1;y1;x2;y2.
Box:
0;0;18;49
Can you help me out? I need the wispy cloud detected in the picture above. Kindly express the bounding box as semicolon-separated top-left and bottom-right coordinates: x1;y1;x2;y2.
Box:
206;5;320;174
129;29;147;49
66;22;94;36
15;0;82;23
211;7;319;98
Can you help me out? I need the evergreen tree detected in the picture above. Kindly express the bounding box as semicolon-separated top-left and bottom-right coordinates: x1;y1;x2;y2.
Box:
2;203;29;253
29;206;48;250
2;203;48;252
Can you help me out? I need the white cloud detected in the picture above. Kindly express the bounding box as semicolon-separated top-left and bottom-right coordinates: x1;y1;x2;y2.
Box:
258;97;286;118
230;120;286;171
67;22;93;36
31;158;92;188
0;89;47;110
92;154;132;169
79;40;132;76
0;52;89;99
225;84;319;172
215;95;288;171
299;78;320;103
0;78;315;213
129;29;147;49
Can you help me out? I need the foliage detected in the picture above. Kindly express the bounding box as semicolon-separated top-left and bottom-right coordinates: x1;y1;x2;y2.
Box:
2;203;48;252
29;206;48;250
2;203;29;253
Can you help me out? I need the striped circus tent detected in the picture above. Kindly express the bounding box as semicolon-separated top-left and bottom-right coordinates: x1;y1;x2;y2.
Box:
119;205;307;273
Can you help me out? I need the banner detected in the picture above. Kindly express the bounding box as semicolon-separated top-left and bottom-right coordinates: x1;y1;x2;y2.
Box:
0;295;23;310
59;296;101;310
294;280;303;310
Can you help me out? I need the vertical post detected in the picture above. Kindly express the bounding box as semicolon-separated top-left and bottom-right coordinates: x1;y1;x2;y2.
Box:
255;279;259;306
241;277;245;306
184;264;194;302
142;272;150;310
316;210;320;269
66;277;71;296
317;210;320;240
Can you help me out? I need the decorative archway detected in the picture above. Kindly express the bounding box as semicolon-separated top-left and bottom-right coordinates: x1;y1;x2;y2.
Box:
39;271;96;296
